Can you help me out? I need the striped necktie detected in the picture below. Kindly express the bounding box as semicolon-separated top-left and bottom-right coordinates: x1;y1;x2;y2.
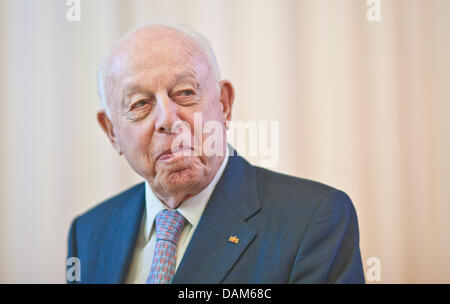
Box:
146;209;186;284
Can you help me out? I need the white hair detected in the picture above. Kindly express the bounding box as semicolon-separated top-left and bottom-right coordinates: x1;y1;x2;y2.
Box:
97;23;222;118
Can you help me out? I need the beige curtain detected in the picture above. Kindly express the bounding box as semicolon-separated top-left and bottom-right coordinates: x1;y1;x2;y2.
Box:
0;0;449;283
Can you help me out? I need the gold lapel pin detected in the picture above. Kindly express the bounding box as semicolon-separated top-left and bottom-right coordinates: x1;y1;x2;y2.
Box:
229;236;239;244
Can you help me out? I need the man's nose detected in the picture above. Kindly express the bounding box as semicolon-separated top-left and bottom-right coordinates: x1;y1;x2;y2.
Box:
154;93;179;134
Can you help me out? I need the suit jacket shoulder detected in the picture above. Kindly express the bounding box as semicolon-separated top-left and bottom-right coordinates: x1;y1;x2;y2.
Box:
67;183;145;283
75;182;145;228
250;166;364;283
254;165;338;209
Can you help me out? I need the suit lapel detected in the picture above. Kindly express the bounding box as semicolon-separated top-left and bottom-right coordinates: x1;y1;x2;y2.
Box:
94;183;145;283
172;153;261;283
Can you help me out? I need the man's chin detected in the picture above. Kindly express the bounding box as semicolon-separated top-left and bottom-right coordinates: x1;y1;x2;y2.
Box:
163;167;201;190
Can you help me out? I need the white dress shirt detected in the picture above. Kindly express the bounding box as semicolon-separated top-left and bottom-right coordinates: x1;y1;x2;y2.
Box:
125;146;230;283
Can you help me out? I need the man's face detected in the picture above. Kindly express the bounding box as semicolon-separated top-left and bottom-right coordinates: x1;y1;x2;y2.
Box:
100;29;232;207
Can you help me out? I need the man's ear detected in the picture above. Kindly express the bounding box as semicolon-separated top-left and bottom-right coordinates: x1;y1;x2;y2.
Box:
218;80;235;128
97;110;122;155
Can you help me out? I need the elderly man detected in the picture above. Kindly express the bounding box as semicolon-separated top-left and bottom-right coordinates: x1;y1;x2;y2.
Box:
67;24;365;284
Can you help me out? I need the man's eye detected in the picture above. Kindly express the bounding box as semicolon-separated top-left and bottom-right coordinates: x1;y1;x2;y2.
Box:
180;90;194;96
133;100;148;109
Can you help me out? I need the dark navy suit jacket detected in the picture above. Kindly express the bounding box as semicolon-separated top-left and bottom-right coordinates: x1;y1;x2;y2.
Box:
67;152;365;283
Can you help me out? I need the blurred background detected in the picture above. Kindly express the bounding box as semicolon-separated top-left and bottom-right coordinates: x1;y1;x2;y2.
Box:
0;0;449;283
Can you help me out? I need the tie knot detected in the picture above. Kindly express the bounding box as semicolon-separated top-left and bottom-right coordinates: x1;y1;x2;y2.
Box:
154;210;186;244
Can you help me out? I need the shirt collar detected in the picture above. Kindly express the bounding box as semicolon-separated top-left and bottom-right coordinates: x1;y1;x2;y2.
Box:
144;145;230;241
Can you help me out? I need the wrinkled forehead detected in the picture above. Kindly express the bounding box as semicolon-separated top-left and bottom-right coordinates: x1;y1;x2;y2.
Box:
105;28;211;87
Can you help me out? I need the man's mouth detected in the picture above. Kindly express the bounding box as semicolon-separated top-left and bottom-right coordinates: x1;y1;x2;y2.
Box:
158;147;193;161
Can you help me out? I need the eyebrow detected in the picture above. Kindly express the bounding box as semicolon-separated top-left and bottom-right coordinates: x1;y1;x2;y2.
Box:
168;72;200;89
122;71;200;98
